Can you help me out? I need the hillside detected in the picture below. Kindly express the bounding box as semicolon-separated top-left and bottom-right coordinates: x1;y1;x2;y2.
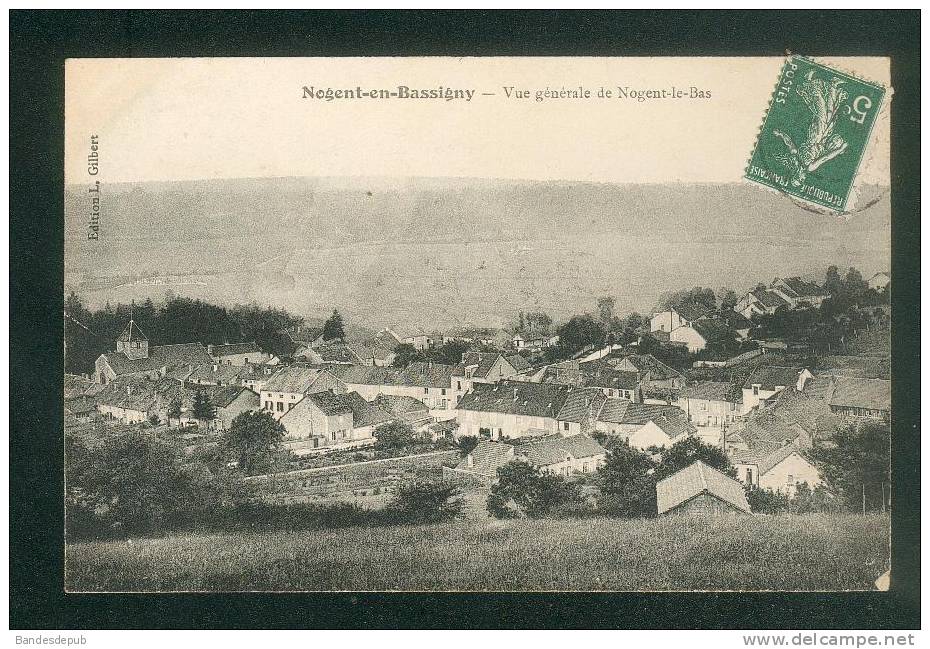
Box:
65;176;891;329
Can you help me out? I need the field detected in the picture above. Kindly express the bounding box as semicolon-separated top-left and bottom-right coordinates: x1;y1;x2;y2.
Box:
65;513;889;592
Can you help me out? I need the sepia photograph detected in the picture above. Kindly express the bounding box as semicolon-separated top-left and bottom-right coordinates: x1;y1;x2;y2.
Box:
59;54;896;594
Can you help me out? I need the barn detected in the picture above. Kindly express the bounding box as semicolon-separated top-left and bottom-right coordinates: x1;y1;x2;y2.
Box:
656;460;752;516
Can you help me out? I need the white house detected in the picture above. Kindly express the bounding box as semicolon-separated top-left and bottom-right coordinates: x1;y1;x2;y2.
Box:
668;319;737;353
735;288;790;319
732;443;821;496
207;342;273;367
677;381;742;427
649;303;712;334
259;366;345;417
455;381;571;440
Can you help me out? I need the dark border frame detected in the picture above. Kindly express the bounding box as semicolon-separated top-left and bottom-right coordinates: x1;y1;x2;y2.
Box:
10;9;920;629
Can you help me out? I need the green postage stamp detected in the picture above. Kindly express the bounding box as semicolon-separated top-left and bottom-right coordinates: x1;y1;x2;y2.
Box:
746;55;885;212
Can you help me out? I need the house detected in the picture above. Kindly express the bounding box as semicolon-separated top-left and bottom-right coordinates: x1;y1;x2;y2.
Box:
512;333;547;350
447;439;516;483
329;361;464;414
259;366;346;417
64;373;94;399
207;342;272;367
592;399;693;449
237;362;280;394
64;395;97;424
669;319;738;353
741;366;813;413
95;376;158;423
279;390;393;450
462;352;519;384
187;362;249;387
657;461;752;516
284;325;325;349
455;381;571;440
448;434;606;483
735;288;790;319
349;334;397;367
515;433;607;477
770;277;830;309
555;387;608;436
823;375;891;420
443;327;499;347
677;381;742;427
731;442;821;496
373;394;432;429
398;329;443;351
649;302;712;334
611;354;686;393
868;272;890;292
94;320;214;384
209;386;261;430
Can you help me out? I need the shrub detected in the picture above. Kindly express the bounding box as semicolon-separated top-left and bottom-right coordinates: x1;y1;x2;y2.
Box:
595;440;657;517
746;486;789;514
374;421;418;451
457;435;479;456
388;479;464;524
487;461;584;519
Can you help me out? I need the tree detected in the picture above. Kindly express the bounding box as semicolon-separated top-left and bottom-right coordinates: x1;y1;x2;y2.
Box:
717;287;738;311
808;420;890;511
746;486;789;514
844;267;868;302
389;480;464;524
524;311;552;335
221;410;287;476
824;265;844;296
373;421;418;450
487;461;583;518
654;436;736;482
430;340;470;366
555;314;606;355
167;396;183;426
391;343;421;368
192;389;215;423
596;441;657;517
148;412;161;426
322;308;346;342
596;296;616;329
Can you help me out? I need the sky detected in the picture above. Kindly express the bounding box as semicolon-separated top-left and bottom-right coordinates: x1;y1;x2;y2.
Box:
65;56;890;186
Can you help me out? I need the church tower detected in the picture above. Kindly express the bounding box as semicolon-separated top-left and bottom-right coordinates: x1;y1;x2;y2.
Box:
116;319;149;360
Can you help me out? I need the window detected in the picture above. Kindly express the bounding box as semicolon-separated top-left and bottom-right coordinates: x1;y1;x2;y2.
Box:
265;401;272;410
457;381;461;390
752;386;759;396
441;388;447;395
424;387;428;394
288;403;294;410
563;421;569;431
277;402;284;412
331;431;337;441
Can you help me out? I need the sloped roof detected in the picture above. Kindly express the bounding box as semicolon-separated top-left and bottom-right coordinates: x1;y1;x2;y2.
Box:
305;391;354;416
730;441;811;476
596;400;683;426
516;434;606;466
64;374;93;399
506;353;532;372
374;393;429;415
189;363;248;384
100;342;214;376
396;362;456;388
778;277;829;298
657;461;751;515
651;411;697;440
456;381;570;418
614;354;683;381
341;391;394;427
829;376;890;412
210;342;261;357
454;440;515;477
207;385;257;409
556;388;607;423
307;342;362;364
674;302;712;321
261;366;335;393
286;326;323;344
64;395;96;416
585;368;640;391
95;377;158;412
682;381;742;403
751;288;790;309
691;319;737;343
734;410;805;450
463;352;504;379
743;366;805;391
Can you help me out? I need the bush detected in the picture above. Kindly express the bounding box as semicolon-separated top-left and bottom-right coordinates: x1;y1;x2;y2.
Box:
746;486;789;514
457;435;479;456
388;479;464;524
595;441;657;517
487;461;585;519
374;421;418;451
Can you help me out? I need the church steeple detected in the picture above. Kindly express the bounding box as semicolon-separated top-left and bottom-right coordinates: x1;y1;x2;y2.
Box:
116;316;149;360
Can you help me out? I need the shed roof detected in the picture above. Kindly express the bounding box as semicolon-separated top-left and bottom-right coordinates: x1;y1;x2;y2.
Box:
656;461;751;515
454;440;515;477
829;376;891;412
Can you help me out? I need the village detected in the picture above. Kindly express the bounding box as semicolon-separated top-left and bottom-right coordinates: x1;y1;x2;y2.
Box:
64;266;891;521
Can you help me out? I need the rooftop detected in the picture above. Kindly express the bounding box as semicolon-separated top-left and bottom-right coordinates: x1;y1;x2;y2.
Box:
656;461;751;515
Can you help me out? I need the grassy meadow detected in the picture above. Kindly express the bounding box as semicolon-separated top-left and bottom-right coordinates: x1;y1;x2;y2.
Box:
65;513;889;592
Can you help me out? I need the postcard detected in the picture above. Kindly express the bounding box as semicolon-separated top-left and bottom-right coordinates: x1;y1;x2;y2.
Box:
63;56;892;593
